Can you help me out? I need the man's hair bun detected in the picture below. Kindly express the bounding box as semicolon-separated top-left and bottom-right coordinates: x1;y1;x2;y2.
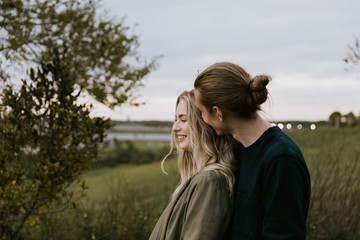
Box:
249;75;271;105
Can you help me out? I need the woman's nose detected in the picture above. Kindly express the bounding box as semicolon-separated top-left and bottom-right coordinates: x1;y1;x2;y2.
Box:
172;121;180;131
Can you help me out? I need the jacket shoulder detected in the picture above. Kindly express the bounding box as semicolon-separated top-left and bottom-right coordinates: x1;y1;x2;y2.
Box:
191;170;227;186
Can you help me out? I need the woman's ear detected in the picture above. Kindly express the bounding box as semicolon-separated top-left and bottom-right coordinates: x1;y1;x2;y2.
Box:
212;106;223;122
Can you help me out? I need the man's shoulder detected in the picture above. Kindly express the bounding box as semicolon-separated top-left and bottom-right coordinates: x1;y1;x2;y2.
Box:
262;128;304;161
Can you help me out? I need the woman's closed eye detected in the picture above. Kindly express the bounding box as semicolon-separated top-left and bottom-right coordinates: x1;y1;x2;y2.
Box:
179;116;187;122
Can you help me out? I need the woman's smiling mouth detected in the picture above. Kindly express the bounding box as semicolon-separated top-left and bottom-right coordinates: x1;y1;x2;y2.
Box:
177;135;187;142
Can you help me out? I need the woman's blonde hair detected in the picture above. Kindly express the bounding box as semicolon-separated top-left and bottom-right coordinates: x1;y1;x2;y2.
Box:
162;90;236;198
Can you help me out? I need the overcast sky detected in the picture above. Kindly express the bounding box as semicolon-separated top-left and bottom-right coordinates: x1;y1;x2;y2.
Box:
82;0;360;122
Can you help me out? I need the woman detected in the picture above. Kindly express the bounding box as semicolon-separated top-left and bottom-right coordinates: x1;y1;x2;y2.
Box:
193;62;311;240
149;90;237;240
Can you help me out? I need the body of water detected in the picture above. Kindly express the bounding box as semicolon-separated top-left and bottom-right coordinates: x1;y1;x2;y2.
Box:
106;132;171;141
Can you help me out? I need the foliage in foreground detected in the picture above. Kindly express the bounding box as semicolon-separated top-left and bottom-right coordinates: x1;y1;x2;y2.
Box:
0;55;109;240
0;0;160;238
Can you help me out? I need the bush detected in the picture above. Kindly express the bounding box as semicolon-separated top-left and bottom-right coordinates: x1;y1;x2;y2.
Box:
0;56;109;240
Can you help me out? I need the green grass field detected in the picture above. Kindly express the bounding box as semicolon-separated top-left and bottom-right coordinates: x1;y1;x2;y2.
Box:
81;159;179;203
86;127;360;239
29;127;359;240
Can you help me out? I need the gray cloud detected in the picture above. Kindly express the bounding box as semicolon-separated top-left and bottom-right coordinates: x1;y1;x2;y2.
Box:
101;0;360;121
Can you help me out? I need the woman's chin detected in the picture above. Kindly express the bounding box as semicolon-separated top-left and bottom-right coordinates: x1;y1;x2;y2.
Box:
179;142;191;151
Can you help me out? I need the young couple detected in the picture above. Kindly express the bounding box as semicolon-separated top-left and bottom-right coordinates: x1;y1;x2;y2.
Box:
149;62;311;240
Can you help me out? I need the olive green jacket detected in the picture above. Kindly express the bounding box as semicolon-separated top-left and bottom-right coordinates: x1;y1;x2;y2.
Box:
149;170;234;240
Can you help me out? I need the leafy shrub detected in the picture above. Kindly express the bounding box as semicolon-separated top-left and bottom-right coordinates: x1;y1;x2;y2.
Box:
0;56;109;240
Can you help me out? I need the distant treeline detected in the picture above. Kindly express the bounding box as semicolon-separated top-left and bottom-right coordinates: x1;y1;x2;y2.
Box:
328;111;359;128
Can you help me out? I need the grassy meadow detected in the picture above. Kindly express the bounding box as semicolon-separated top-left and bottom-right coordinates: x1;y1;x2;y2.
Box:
26;127;359;240
81;159;179;204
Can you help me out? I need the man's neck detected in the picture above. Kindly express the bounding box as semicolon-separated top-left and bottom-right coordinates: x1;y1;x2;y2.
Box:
229;113;272;147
